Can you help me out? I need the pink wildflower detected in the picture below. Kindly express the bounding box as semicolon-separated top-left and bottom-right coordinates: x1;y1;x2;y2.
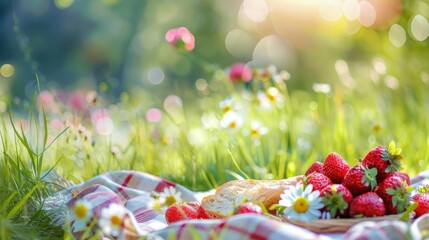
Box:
69;91;86;113
36;91;58;112
165;27;195;51
229;63;252;83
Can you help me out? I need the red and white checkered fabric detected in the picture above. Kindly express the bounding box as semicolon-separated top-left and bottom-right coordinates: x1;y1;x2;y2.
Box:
45;170;429;239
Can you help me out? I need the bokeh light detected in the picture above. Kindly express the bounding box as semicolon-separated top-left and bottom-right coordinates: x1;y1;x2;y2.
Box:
358;1;376;27
343;0;360;21
147;67;165;85
373;58;386;75
389;24;406;47
0;64;15;78
195;78;208;92
319;0;343;22
54;0;74;9
242;0;269;23
410;15;429;41
252;35;296;70
146;108;162;123
95;117;114;135
225;29;254;58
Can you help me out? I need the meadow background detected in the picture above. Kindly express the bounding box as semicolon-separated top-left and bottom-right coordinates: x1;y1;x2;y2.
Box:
1;0;429;239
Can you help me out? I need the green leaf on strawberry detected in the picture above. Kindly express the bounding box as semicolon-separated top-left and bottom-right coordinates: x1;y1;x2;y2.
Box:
382;141;404;172
386;181;414;213
362;166;378;190
321;184;353;218
400;202;418;222
418;184;429;193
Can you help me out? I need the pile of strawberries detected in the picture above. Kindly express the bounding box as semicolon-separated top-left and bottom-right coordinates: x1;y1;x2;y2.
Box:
304;141;429;218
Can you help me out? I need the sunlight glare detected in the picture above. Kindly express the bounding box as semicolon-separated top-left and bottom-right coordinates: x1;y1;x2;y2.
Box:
343;0;360;21
319;0;343;22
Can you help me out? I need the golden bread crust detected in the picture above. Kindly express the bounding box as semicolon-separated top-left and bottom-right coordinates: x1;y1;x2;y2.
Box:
201;176;303;218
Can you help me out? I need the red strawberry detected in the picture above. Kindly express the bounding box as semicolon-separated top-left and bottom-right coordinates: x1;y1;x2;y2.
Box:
323;152;350;183
187;201;210;219
342;164;378;197
386;171;410;186
320;184;353;218
304;172;332;192
165;203;198;223
197;206;210;219
187;201;200;210
305;162;324;176
234;202;263;215
375;176;412;214
361;141;403;182
413;193;429;218
350;192;386;217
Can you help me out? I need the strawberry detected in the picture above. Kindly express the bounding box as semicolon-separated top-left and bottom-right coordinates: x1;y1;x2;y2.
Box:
165;203;198;223
413;193;429;218
386;171;410;186
323;152;350;183
187;201;210;219
197;206;210;219
234;202;263;215
349;192;386;217
304;162;324;176
342;164;377;197
187;201;200;210
375;175;413;214
361;141;403;182
303;172;332;192
320;184;353;218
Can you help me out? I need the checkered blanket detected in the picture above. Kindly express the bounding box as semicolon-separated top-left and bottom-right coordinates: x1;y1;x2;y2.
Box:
44;170;429;240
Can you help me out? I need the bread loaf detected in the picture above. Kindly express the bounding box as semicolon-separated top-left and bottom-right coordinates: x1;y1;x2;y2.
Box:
201;176;303;218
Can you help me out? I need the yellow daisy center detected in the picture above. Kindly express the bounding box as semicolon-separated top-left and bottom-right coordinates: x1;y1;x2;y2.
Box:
153;200;162;211
223;106;232;113
164;195;177;206
74;204;88;219
229;122;237;129
251;129;259;137
267;93;276;102
110;215;122;226
293;197;309;213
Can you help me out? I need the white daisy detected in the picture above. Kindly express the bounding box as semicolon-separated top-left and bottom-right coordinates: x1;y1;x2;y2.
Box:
256;91;272;109
70;199;93;231
248;121;268;140
220;111;243;133
312;83;331;94
279;183;323;222
147;197;166;212
99;203;126;237
219;98;241;113
159;186;183;207
266;87;284;105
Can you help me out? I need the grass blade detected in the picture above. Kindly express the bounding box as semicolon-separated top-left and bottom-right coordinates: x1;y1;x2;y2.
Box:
1;191;18;212
6;183;40;220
